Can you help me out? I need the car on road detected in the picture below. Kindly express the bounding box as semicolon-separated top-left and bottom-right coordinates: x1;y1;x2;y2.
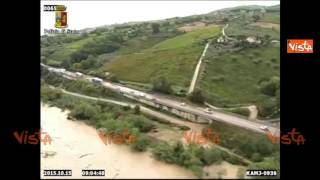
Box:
75;72;83;77
146;96;155;101
180;103;186;106
259;125;269;131
91;77;103;84
204;108;213;114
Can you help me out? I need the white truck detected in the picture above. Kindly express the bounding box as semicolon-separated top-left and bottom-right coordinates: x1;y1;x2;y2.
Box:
49;68;66;74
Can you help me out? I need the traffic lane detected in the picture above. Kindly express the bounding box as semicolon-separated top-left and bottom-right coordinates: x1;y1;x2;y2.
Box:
99;80;278;135
154;98;279;135
45;67;280;135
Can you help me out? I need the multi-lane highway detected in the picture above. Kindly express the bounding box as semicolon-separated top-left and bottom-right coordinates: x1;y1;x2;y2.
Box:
41;63;280;136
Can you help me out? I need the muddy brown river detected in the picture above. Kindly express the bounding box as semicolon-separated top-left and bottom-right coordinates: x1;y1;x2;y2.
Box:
40;104;242;179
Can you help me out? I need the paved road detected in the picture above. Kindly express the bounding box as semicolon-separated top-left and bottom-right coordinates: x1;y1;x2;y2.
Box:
187;42;210;94
41;64;280;136
222;24;228;37
222;24;235;41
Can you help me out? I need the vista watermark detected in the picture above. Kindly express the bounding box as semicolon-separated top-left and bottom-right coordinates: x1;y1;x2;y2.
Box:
183;128;220;145
266;128;305;145
97;128;136;145
13;128;52;145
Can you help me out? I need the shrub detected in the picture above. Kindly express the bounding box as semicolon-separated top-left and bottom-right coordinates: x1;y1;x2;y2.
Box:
152;76;173;94
152;143;176;163
200;149;222;165
125;115;154;132
109;74;120;83
134;105;140;114
271;58;277;63
258;101;278;118
188;89;205;104
251;152;263;162
70;102;98;120
225;155;244;165
131;135;150;152
260;76;280;96
253;59;261;64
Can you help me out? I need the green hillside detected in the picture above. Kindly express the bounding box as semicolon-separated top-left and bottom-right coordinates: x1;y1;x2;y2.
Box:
199;44;280;117
105;25;221;86
41;4;280;118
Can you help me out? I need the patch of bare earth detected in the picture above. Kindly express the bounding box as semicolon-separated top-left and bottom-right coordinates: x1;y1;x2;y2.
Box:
251;21;280;31
178;22;219;32
203;161;244;179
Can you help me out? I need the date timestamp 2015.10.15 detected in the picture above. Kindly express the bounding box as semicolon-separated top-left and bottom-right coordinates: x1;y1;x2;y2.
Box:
43;170;72;176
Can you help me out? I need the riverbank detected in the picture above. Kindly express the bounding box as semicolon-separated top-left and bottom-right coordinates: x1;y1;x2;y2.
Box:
41;103;243;179
41;104;195;179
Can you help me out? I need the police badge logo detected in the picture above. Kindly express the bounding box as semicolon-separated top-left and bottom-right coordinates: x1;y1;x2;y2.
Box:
55;5;68;28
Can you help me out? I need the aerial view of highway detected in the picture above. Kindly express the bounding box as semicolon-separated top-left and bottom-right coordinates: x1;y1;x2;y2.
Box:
41;1;280;179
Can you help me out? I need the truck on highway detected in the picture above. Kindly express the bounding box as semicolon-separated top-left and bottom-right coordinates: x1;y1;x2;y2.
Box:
55;68;66;73
48;68;66;74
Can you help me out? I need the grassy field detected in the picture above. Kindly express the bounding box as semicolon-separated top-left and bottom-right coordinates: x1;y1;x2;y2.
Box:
46;37;94;66
199;44;280;108
116;33;178;55
226;22;279;40
260;12;280;24
105;26;221;87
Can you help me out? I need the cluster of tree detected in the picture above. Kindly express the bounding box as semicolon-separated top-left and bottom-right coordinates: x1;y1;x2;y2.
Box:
41;34;85;47
151;141;245;177
107;74;120;83
151;23;160;34
257;100;279;118
41;85;62;102
188;89;205;104
61;34;122;69
207;122;279;162
70;102;99;120
152;142;204;177
152;76;173;94
260;76;280;97
173;15;202;25
252;14;261;22
257;76;280;118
